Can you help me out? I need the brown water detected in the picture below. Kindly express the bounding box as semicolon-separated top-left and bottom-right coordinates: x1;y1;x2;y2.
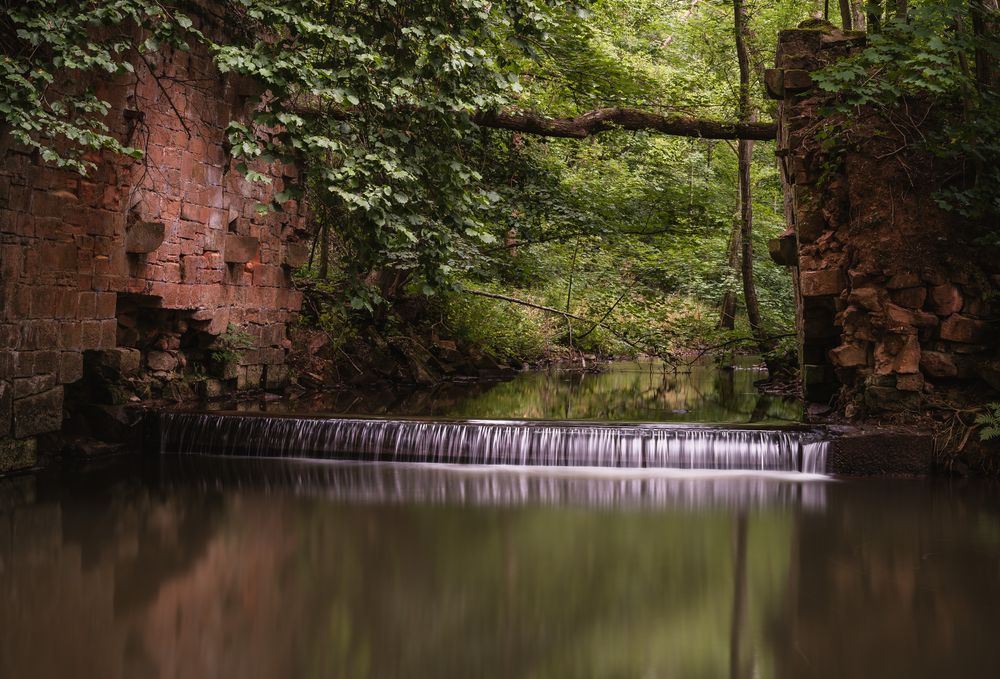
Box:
2;456;1000;679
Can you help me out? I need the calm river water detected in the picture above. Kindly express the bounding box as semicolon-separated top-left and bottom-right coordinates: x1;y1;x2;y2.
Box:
2;362;999;678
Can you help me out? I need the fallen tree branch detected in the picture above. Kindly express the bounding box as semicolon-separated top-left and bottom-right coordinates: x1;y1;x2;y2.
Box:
472;107;777;140
460;287;676;364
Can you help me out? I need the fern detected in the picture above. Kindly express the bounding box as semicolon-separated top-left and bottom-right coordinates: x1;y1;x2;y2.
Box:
975;403;1000;441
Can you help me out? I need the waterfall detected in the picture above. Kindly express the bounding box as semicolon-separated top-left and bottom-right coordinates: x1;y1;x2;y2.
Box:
159;412;829;474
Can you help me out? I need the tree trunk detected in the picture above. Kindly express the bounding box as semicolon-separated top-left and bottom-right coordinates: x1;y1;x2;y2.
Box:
851;0;867;31
893;0;908;20
972;0;998;92
737;138;764;341
719;219;740;330
867;0;882;32
733;0;766;349
318;221;330;280
838;0;853;29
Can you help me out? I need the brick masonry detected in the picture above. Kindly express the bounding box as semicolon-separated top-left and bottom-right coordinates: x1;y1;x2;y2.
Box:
768;23;1000;412
0;7;310;468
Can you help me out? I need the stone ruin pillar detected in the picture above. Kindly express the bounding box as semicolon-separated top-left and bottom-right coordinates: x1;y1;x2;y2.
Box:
767;21;1000;414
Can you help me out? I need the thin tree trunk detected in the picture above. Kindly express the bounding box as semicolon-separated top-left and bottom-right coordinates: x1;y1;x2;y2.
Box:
972;0;998;92
566;241;579;351
838;0;853;29
733;0;766;349
737;138;764;341
851;0;867;31
719;220;740;330
893;0;908;20
867;0;882;32
318;221;330;280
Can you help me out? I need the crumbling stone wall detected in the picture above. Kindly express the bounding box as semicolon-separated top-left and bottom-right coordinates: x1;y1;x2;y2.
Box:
0;5;311;470
768;23;1000;413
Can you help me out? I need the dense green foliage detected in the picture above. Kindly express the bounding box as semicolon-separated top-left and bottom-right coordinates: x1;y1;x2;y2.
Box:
2;0;817;362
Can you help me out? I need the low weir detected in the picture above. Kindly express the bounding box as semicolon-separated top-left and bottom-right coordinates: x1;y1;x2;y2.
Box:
158;412;829;474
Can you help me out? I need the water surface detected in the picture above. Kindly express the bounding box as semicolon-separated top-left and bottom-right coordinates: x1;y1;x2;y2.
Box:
241;359;802;424
2;457;999;679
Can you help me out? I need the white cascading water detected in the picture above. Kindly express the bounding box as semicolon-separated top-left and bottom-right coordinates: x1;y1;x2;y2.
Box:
165;455;829;510
159;412;829;474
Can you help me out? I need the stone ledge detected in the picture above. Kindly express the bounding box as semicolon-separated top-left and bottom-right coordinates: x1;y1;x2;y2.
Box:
826;427;934;476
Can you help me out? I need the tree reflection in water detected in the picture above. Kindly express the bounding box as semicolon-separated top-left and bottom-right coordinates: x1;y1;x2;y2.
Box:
2;460;1000;679
247;359;803;425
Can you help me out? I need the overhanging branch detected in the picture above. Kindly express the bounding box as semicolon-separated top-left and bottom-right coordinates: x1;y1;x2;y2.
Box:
472;107;777;140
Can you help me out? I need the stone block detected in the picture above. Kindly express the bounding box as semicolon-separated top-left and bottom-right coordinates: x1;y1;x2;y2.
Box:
800;268;845;297
223;235;259;263
928;284;963;316
875;333;920;375
764;68;785;99
80;320;102;350
940;314;990;344
768;233;797;267
920;350;958;379
848;287;883;312
885;304;937;330
13;374;57;399
237;364;264;390
13;387;63;438
829;342;868;368
887;271;921;289
95;348;141;376
890;286;927;309
783;69;814;93
96;291;117;318
58;351;83;384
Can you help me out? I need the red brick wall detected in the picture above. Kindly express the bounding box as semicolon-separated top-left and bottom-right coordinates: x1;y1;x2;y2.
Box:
0;9;310;463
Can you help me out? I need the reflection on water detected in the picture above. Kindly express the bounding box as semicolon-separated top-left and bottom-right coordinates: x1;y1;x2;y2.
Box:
2;457;1000;679
243;359;802;424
